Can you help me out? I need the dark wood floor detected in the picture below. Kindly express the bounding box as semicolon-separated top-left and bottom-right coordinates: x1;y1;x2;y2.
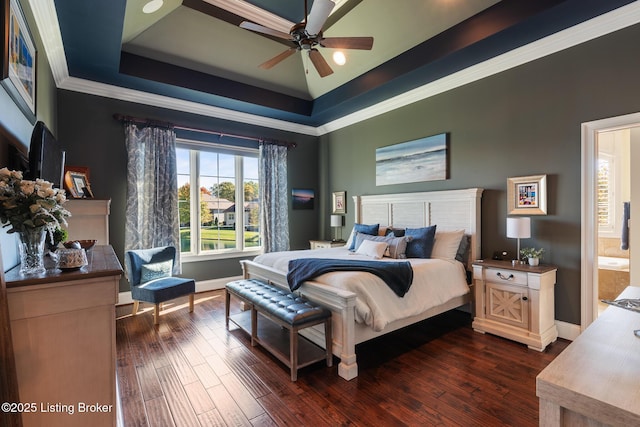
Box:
116;290;569;426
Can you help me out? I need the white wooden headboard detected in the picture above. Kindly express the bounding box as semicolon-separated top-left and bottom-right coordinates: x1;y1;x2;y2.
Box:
353;188;484;268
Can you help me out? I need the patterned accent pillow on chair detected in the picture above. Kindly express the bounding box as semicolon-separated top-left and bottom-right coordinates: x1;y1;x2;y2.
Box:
140;260;173;283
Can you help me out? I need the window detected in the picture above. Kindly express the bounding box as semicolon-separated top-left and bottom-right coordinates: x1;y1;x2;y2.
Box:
177;142;261;258
597;153;615;234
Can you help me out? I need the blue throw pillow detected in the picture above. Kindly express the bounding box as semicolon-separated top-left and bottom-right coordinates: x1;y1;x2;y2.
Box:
405;225;437;258
348;223;380;250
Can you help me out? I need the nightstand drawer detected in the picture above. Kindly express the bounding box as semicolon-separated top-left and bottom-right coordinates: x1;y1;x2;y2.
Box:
486;267;528;287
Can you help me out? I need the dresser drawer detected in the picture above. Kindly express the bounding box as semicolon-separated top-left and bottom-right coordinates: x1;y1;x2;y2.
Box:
486;267;528;287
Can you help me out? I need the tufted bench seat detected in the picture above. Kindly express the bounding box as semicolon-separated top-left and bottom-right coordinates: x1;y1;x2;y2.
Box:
225;278;332;381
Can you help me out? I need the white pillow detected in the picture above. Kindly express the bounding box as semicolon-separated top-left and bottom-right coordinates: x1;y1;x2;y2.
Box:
431;229;465;259
355;239;388;259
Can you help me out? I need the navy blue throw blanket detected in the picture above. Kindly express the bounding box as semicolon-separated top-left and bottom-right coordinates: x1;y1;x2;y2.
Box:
287;258;414;297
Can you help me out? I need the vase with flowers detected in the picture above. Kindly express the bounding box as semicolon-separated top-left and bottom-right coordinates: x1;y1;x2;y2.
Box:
0;168;71;275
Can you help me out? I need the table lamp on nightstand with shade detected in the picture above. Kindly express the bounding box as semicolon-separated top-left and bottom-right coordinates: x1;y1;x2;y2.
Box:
507;217;530;264
331;214;344;242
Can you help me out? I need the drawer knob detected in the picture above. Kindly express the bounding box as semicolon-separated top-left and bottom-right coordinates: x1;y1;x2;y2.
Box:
496;272;514;281
522;296;528;301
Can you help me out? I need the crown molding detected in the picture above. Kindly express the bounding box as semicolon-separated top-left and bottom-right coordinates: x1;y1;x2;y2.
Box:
30;0;640;138
58;76;319;136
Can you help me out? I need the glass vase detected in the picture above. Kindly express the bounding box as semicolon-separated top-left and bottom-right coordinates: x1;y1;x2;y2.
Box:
18;227;46;275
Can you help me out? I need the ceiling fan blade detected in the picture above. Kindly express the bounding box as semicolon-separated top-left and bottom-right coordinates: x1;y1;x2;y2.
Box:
239;21;292;40
320;36;374;50
309;49;333;77
259;48;298;70
305;0;335;36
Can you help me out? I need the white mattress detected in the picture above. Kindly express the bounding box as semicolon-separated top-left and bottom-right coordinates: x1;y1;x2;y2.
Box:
253;247;470;331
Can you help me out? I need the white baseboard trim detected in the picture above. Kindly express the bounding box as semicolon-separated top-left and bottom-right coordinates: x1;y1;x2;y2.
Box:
556;320;580;341
117;275;242;306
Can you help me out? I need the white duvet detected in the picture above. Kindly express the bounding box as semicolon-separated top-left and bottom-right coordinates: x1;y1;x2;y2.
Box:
252;247;470;332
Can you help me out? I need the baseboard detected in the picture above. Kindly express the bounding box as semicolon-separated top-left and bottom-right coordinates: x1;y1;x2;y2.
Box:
117;275;242;306
556;320;580;341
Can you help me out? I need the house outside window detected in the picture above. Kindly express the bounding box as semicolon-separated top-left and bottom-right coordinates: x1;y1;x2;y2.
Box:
177;141;261;260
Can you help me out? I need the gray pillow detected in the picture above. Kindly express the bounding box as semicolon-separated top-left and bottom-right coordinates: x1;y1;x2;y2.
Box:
354;232;412;259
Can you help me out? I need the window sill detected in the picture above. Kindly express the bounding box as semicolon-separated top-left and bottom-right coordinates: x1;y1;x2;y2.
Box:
181;249;263;263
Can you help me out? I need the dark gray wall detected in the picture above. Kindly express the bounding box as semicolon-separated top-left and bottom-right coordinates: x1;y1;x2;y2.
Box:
57;91;319;291
320;23;640;326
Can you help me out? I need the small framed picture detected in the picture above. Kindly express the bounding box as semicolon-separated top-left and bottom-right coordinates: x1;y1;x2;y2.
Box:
507;174;547;215
332;191;346;214
64;166;93;198
291;188;314;210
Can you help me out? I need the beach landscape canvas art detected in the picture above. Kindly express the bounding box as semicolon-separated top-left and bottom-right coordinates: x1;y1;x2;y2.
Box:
291;188;314;210
376;133;448;186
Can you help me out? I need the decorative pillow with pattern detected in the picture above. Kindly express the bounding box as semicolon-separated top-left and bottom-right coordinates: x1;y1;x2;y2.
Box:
140;260;173;283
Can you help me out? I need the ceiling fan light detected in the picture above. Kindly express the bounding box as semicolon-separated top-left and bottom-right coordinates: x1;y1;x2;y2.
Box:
142;0;164;14
333;51;346;66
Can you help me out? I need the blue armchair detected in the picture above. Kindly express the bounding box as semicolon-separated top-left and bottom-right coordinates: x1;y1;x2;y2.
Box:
125;246;195;325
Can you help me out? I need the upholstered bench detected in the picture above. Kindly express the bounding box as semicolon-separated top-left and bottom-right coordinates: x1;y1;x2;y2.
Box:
225;278;332;381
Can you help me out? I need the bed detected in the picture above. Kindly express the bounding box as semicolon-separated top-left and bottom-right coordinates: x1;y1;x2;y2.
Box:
240;188;483;380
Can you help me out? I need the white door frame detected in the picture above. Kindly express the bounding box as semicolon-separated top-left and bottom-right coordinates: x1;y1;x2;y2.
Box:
581;111;640;330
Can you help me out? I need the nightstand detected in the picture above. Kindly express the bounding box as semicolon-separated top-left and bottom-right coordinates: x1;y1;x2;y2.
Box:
310;240;345;249
472;259;558;351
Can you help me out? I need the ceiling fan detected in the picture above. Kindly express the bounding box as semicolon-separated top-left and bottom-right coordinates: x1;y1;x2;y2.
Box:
239;0;374;77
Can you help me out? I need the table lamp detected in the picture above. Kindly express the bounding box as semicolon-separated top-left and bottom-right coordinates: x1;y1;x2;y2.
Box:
331;214;343;242
506;217;531;263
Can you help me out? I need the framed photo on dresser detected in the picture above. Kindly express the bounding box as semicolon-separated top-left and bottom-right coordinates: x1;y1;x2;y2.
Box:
64;166;93;198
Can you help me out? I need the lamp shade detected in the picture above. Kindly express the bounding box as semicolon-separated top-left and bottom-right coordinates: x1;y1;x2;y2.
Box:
506;217;531;239
330;214;342;227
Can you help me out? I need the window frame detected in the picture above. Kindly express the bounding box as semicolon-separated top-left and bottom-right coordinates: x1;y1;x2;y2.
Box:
177;139;262;262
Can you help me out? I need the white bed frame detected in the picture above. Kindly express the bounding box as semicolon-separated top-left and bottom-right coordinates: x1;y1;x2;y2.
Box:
241;188;483;380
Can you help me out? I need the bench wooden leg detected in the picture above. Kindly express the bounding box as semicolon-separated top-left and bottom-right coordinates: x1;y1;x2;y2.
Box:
225;290;231;329
251;307;258;347
132;300;139;315
325;317;333;367
290;327;299;382
189;294;194;312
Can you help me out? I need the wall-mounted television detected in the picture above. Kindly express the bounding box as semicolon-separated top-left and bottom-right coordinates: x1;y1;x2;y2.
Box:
26;121;65;188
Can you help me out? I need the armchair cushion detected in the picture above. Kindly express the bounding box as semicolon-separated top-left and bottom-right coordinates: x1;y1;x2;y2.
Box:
133;276;195;304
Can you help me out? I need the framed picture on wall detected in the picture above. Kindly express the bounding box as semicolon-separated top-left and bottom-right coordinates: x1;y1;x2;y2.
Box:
292;188;314;210
507;174;547;215
1;0;37;123
332;191;346;214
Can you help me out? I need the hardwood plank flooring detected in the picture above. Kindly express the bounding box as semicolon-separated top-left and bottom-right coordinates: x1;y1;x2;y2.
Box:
116;290;569;426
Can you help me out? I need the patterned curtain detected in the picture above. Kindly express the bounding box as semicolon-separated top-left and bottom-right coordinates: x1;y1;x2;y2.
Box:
124;122;181;272
259;143;289;252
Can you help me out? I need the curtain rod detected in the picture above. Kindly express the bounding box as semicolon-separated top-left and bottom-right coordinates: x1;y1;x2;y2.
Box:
112;114;297;149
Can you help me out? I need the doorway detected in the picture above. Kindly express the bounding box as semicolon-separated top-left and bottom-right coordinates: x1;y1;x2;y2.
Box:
582;112;640;330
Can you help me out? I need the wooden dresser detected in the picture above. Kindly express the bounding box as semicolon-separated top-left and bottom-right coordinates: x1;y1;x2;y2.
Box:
5;246;122;427
536;285;640;426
